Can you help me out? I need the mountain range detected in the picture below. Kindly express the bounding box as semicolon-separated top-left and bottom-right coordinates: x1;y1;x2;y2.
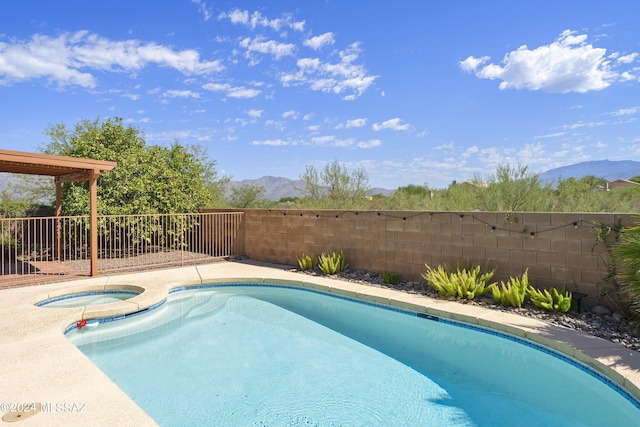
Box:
538;160;640;184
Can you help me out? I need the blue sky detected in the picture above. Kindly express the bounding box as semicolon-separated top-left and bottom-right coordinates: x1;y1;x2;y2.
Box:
1;1;639;189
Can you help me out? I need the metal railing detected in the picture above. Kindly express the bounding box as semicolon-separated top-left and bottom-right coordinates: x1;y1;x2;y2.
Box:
1;212;244;288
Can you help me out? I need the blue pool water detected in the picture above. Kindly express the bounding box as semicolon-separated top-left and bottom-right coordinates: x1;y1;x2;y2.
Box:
68;285;640;426
37;290;140;308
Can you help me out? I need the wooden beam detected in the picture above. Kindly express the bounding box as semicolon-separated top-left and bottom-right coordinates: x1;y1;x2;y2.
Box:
55;170;92;183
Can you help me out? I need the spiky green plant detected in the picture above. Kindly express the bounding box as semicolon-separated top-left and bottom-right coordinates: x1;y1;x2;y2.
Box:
613;220;640;317
422;263;496;299
527;284;573;313
492;269;529;308
297;253;316;271
382;271;400;285
318;251;348;275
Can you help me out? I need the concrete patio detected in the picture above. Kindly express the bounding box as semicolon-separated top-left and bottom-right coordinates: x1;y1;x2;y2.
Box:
2;260;640;426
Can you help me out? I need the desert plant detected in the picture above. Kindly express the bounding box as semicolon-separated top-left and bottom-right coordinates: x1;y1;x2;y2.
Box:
382;271;400;285
613;220;640;317
297;253;316;271
318;251;348;275
492;269;529;308
527;284;573;313
422;263;496;299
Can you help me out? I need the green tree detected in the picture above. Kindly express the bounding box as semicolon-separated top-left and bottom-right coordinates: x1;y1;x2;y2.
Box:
299;161;370;209
42;117;227;215
383;184;433;210
477;164;553;212
227;184;266;208
396;184;430;197
432;180;482;211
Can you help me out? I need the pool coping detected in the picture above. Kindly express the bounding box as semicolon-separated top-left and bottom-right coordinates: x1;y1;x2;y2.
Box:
2;259;640;426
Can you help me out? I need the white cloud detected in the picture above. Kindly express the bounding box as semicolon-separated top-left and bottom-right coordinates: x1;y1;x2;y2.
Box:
202;82;261;98
0;31;224;88
535;131;566;139
356;139;381;148
372;118;409;131
461;146;479;158
346;118;367;128
282;110;298;119
163;89;200;98
461;30;638;93
219;9;305;32
304;32;335;50
335;118;367;129
609;107;639;116
227;87;261;98
265;119;285;131
252;139;290;146
458;55;490;73
280;42;378;99
239;36;295;62
247;109;263;118
616;52;638;64
192;0;212;21
562;120;607;130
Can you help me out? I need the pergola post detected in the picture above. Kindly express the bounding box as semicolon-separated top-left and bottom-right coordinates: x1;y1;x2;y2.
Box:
55;181;62;261
89;171;99;277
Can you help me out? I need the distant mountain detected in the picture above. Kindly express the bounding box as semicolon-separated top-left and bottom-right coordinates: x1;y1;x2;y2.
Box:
539;160;640;184
229;176;392;201
229;176;306;201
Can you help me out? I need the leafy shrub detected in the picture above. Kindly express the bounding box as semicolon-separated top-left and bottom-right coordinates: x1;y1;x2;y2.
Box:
613;220;640;317
0;202;55;218
492;269;529;308
422;263;496;300
297;253;316;271
382;271;400;285
527;285;573;313
318;251;348;275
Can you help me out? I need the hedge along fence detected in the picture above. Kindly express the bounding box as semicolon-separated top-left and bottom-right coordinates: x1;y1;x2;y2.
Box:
222;208;632;306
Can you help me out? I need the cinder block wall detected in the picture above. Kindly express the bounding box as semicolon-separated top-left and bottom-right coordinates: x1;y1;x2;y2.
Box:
205;208;632;301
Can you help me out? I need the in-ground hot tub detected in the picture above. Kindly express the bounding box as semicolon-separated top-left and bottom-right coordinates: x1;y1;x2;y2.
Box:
36;286;144;308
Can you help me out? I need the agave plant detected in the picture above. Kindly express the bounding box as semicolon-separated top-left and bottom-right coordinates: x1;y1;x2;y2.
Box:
318;251;348;275
422;263;496;300
297;253;316;271
527;284;573;313
382;271;400;285
492;269;529;308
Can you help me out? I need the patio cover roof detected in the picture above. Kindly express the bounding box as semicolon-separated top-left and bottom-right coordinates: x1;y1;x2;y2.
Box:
0;149;116;181
0;149;117;277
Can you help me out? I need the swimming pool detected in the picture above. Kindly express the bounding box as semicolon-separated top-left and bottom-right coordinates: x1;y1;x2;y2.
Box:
68;284;640;426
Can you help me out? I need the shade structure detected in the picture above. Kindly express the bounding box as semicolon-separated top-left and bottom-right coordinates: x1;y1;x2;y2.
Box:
0;149;117;277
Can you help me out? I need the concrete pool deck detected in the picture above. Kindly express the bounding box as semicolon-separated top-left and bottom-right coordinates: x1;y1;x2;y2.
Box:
2;260;640;426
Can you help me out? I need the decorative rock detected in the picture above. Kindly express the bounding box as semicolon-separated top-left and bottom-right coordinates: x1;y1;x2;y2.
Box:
613;312;625;322
591;305;612;315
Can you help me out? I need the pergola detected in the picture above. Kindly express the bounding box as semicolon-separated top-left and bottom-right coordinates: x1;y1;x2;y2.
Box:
0;149;117;276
